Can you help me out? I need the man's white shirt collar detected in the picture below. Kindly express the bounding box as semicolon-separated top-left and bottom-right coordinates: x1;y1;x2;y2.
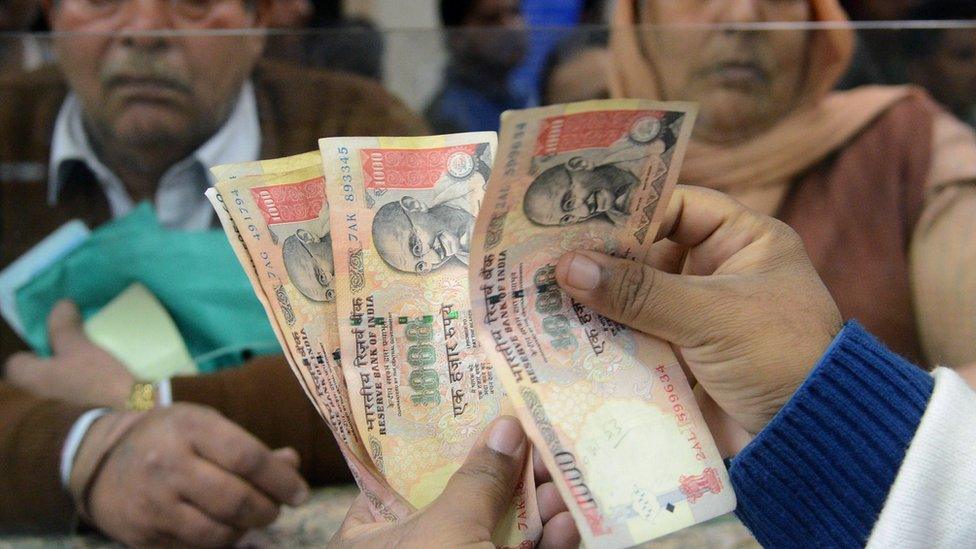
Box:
48;80;261;230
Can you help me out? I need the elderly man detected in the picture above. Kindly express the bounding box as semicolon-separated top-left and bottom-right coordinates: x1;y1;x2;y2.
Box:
0;0;426;541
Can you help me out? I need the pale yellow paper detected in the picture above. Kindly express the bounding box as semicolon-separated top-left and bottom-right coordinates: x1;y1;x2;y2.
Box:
84;282;195;381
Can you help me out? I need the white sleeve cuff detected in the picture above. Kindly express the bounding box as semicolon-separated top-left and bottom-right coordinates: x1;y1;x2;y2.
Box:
156;378;173;407
867;368;976;547
60;408;111;489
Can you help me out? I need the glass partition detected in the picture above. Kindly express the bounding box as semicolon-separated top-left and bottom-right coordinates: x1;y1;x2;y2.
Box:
4;23;974;126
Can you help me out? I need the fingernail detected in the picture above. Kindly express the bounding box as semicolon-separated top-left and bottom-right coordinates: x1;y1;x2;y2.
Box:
290;485;309;507
487;416;524;458
565;253;601;291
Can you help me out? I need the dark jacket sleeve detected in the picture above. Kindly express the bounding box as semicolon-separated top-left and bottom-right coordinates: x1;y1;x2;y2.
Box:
0;381;86;534
170;355;353;487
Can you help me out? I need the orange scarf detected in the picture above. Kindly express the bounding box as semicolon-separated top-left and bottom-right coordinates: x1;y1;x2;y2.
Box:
609;0;910;212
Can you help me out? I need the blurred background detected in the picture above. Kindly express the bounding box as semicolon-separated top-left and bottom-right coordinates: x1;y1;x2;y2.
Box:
4;0;975;128
1;0;975;546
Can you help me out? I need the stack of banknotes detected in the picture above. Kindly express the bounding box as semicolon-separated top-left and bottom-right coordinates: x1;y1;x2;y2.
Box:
207;100;736;549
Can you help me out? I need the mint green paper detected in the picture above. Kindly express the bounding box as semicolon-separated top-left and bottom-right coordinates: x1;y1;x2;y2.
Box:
16;204;280;373
84;283;197;381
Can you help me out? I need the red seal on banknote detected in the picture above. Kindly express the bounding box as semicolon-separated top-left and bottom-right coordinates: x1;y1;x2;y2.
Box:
679;467;723;504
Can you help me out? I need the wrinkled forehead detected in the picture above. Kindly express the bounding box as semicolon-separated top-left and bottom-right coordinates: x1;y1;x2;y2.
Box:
49;0;261;30
578;166;618;189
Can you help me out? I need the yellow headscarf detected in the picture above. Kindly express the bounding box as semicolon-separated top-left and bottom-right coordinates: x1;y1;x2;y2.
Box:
609;0;910;212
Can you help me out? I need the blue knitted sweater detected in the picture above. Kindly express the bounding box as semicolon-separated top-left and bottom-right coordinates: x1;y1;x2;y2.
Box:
730;322;935;548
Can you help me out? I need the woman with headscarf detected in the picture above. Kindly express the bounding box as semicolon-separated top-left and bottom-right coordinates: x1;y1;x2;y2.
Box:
610;0;976;368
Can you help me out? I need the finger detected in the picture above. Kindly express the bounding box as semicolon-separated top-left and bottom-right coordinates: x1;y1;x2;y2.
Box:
555;250;716;347
654;186;777;275
533;446;552;484
178;458;280;530
536;482;568;523
166;502;242;548
190;414;309;507
655;185;754;246
644;238;687;275
540;511;581;549
272;447;301;470
424;416;527;539
47;300;90;355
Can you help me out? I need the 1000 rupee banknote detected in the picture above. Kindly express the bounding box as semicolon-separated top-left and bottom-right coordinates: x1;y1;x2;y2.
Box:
209;158;409;521
469;100;736;548
211;155;361;450
320;133;542;547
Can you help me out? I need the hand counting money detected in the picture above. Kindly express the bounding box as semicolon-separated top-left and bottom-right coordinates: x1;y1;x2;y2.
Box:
209;99;736;549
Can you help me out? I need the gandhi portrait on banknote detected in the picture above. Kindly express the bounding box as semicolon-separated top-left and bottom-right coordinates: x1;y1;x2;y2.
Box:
523;155;641;227
372;195;475;275
523;110;684;227
282;228;336;302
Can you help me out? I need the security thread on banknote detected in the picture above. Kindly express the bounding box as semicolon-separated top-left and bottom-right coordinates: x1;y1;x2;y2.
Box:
319;134;542;547
469;99;736;549
209;158;410;522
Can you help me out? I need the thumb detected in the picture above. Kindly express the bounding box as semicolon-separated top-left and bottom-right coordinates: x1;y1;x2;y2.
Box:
424;416;527;538
555;250;715;347
47;300;89;355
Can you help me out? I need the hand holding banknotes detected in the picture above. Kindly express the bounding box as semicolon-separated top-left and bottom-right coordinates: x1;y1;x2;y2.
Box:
556;186;845;444
328;417;579;549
